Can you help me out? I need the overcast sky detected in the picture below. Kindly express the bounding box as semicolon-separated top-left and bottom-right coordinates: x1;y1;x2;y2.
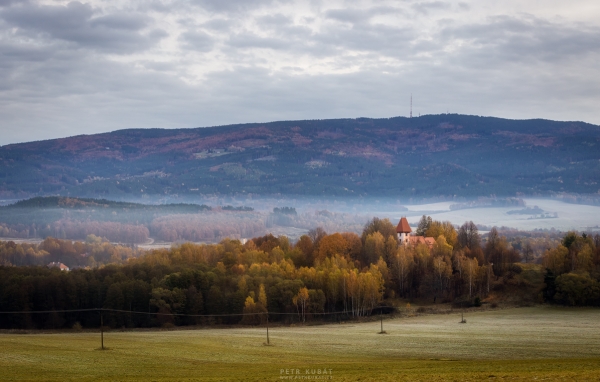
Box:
0;0;599;145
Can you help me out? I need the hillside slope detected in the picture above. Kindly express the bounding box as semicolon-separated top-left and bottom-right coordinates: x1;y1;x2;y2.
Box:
1;114;599;199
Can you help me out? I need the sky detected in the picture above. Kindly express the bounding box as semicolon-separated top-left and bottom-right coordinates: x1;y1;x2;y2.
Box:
1;0;599;146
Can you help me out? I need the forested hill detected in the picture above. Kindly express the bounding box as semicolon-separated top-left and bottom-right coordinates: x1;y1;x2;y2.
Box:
1;114;599;199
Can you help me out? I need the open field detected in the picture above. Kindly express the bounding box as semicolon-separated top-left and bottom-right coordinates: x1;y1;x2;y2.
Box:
1;307;600;381
395;198;600;231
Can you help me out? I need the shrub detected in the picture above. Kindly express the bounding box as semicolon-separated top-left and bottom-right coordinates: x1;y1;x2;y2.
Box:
554;273;600;306
510;264;523;274
473;297;482;307
72;322;83;331
452;296;473;308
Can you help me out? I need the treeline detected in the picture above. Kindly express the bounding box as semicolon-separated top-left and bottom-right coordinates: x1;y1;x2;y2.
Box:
0;236;140;268
1;217;600;330
149;212;267;242
543;232;600;305
0;197;369;244
0;236;386;329
0;197;209;243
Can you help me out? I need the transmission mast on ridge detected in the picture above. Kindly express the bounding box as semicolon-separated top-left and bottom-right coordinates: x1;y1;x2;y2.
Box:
410;94;413;118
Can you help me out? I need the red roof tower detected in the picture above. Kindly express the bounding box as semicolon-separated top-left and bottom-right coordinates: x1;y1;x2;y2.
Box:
396;217;412;234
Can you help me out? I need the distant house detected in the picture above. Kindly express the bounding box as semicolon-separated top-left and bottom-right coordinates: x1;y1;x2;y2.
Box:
47;262;70;271
396;217;435;249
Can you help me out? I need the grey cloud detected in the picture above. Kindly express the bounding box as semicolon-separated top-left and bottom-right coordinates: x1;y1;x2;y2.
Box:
325;6;406;24
136;0;180;13
313;23;416;57
189;0;279;13
257;13;293;27
253;15;313;41
224;7;415;57
141;60;179;72
228;33;290;50
412;1;451;15
0;0;21;7
1;2;165;53
90;14;149;31
442;16;600;64
325;9;365;24
201;18;233;31
180;30;215;52
1;43;599;146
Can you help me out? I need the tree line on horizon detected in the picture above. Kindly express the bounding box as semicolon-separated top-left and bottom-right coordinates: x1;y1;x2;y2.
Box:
0;216;599;330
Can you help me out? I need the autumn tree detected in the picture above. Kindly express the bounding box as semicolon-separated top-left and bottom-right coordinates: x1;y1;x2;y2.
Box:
315;233;348;263
394;246;414;297
341;232;362;263
543;245;569;275
457;221;481;250
426;221;457;247
295;235;314;266
416;215;432;236
363;232;385;265
308;227;327;247
464;257;480;299
432;255;452;297
293;287;309;322
485;227;520;276
522;241;534;263
361;218;396;244
432;235;453;258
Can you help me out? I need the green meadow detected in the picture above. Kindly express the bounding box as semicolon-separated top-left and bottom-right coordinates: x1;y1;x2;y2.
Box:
1;307;600;381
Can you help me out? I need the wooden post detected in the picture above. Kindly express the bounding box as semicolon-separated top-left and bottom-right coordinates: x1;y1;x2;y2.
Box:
266;314;270;345
100;310;104;350
380;314;383;333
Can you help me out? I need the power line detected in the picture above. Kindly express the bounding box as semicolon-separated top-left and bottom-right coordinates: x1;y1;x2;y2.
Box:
0;307;393;348
0;308;99;314
0;307;364;318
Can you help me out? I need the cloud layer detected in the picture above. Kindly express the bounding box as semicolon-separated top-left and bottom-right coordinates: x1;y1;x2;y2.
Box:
1;0;599;145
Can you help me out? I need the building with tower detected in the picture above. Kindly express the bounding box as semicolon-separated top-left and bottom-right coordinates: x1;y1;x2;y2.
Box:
396;217;435;248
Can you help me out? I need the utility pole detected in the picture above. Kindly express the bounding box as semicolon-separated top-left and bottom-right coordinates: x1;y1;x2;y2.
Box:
378;309;386;334
410;94;413;118
100;309;104;350
266;313;270;345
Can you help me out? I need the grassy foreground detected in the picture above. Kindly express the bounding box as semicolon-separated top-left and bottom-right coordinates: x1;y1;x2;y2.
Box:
1;307;600;381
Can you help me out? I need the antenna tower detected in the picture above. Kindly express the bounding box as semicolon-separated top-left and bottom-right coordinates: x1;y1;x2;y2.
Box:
410;94;413;118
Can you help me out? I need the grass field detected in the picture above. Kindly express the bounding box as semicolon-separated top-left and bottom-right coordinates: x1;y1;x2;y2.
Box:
1;306;600;381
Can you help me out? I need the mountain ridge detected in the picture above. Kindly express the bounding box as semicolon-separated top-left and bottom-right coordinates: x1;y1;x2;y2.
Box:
1;114;599;200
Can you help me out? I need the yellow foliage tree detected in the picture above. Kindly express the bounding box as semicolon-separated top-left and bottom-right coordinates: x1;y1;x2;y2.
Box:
364;232;385;265
543;245;569;275
293;287;309;322
395;246;414;297
426;221;458;247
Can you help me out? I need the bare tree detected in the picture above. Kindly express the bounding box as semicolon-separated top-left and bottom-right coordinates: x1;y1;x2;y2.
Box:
458;221;480;250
